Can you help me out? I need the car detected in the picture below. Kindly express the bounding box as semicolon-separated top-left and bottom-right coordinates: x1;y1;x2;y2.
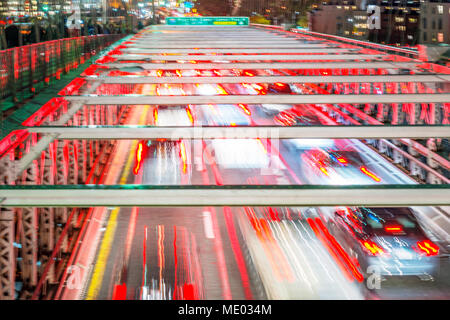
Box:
133;139;192;185
257;104;293;117
328;207;440;282
237;69;259;77
267;82;292;94
274;106;323;126
300;147;382;185
200;104;251;126
154;105;194;126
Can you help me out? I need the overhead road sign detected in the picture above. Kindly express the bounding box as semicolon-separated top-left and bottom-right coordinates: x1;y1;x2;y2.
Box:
166;16;249;26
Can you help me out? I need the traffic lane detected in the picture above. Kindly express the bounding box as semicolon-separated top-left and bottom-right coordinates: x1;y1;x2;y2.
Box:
88;137;230;299
205;136;450;299
90;205;231;300
235;207;363;299
125;208;209;300
92;206;133;300
136;140;249;300
202;137;364;299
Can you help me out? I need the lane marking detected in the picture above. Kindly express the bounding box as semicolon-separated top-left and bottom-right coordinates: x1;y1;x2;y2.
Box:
202;211;215;239
85;207;120;300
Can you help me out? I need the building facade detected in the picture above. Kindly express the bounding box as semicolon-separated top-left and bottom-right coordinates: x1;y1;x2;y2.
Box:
309;0;449;46
420;0;450;44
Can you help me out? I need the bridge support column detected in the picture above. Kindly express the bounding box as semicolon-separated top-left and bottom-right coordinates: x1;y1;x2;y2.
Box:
18;207;38;298
0;209;15;300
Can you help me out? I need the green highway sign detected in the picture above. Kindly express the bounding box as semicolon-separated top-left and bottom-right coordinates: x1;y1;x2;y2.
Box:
166;16;249;26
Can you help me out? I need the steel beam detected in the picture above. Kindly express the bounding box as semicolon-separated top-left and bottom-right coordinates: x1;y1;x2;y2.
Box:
65;93;450;105
106;61;418;70
113;54;385;61
131;40;306;44
0;186;449;207
126;44;332;49
93;75;450;84
26;125;450;139
121;48;356;54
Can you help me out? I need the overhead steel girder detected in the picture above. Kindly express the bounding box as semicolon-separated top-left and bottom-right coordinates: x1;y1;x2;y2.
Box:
121;48;359;54
136;35;300;38
131;40;308;44
0;185;449;207
113;54;386;61
26;125;450;140
65;93;450;105
92;74;450;84
105;61;418;70
126;44;332;49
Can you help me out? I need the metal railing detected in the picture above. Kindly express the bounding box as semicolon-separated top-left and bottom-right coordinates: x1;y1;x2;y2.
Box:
0;34;125;106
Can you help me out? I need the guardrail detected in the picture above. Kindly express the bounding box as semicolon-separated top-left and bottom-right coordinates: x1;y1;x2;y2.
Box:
0;34;125;107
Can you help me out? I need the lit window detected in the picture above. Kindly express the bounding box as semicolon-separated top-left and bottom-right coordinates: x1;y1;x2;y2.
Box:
437;5;443;14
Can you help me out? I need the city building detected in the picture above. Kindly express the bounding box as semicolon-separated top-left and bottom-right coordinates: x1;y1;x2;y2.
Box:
0;1;75;18
308;0;450;46
420;0;450;44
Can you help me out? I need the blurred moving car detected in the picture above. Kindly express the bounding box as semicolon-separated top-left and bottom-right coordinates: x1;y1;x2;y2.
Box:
274;106;323;126
300;146;382;185
267;82;292;94
328;207;440;282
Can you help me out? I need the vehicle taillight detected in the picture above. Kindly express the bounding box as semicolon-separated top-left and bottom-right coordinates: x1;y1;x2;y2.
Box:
336;157;348;165
133;141;144;175
360;240;384;256
238;103;251;116
360;166;381;182
180;141;187;173
384;225;403;233
319;167;329;176
216;84;228;95
416;240;439;256
153;109;158;123
185;106;194;124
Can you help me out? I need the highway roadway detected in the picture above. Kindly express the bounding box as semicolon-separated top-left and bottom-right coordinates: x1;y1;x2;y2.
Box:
74;25;450;300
